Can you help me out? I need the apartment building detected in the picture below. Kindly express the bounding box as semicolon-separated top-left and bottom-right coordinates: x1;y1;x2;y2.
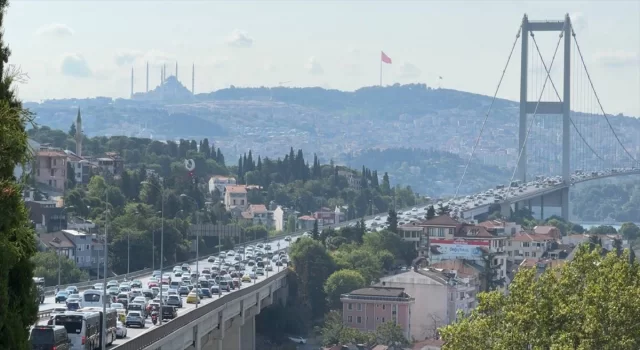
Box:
241;204;275;228
313;206;346;226
35;148;67;192
341;287;414;340
507;232;555;263
378;264;480;341
39;231;76;261
65;150;91;184
224;185;248;209
61;230;98;269
25;200;68;233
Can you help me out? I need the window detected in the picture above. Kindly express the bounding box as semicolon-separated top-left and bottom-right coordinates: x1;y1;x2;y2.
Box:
382;305;386;310
241;200;245;205
356;303;362;311
347;316;353;323
532;252;537;257
525;252;530;257
86;244;90;250
348;303;353;310
233;199;236;205
382;317;385;322
53;159;56;166
356;316;362;324
77;246;83;252
522;242;530;247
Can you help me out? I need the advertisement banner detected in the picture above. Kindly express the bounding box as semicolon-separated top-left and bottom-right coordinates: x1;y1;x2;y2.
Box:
428;239;490;262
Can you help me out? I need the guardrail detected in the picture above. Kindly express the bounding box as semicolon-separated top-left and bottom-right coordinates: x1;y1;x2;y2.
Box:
112;269;288;350
42;202;423;298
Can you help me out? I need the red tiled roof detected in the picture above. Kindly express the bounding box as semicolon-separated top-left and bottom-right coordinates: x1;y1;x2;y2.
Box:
249;204;267;213
298;215;315;221
413;338;445;349
241;212;254;219
533;226;558;235
38;150;67;158
225;185;247;194
478;220;505;229
455;224;495;238
511;232;554;242
423;215;460;226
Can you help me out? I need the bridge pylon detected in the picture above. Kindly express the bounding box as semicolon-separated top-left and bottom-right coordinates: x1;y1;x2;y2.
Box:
518;14;572;184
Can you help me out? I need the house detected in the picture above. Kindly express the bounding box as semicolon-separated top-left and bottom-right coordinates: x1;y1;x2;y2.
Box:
224;185;248;209
95;153;124;176
25;200;68;233
60;230;101;269
35;148;68;192
65;150;91;184
532;226;562;240
241;204;274;228
39;231;76;261
297;215;316;230
562;233;627;252
208;176;236;194
378;264;481;341
338;170;362;189
341;287;414;340
314;206;345;226
507;232;555;263
478;219;521;236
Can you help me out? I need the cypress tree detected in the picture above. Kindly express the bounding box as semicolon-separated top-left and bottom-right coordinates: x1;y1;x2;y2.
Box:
0;0;39;344
202;138;210;158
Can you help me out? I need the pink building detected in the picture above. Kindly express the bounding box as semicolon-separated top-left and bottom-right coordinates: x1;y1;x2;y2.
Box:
341;287;414;340
35;148;67;192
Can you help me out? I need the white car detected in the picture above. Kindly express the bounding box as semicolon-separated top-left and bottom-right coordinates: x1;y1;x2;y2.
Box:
116;321;127;338
288;336;307;344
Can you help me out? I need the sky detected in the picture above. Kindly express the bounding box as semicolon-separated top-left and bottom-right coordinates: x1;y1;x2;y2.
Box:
5;0;640;116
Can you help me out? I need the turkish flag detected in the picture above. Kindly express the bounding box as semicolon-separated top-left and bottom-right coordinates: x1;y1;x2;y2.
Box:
381;51;392;64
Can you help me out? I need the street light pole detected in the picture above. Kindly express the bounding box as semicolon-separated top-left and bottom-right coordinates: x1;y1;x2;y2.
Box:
101;191;109;350
143;180;165;325
180;194;200;308
127;231;130;280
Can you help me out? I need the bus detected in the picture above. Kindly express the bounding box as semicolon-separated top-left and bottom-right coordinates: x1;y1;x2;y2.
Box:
82;290;109;308
77;307;118;347
52;311;101;350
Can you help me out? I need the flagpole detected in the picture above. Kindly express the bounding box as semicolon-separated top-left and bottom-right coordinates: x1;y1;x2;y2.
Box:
379;58;382;87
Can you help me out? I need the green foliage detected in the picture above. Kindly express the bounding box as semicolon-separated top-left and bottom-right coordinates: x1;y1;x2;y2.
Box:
571;181;640;222
323;269;365;309
386;209;398;233
32;251;89;286
0;1;40;344
289;237;336;321
320;310;407;347
440;245;640;350
620;222;640;242
375;320;410;347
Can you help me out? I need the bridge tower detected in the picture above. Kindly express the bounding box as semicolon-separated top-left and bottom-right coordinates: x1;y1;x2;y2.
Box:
518;14;572;184
518;14;572;219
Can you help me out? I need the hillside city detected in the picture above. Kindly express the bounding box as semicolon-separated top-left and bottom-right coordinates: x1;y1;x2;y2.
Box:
2;3;640;350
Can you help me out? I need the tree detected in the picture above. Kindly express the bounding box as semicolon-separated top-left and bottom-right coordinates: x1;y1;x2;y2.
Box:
620;222;640;242
386;209;398;233
436;203;451;216
426;205;436;220
32;251;89;286
320;310;374;347
286;215;296;233
312;219;320;240
68;122;76;137
289;237;335;321
440;245;640;350
66;161;76;190
376;321;409;347
324;269;365;309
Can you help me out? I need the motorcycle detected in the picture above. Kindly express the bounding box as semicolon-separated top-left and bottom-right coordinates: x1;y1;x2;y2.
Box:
151;311;159;325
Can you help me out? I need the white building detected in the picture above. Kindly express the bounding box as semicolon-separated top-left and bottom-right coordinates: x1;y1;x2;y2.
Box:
208;176;236;194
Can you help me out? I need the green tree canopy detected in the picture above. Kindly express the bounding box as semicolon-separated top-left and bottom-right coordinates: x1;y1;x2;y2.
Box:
324;269;365;309
32;251;89;286
440;245;640;350
620;222;640;242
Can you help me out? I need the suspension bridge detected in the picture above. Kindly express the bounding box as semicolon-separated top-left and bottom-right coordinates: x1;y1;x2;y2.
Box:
454;14;640;222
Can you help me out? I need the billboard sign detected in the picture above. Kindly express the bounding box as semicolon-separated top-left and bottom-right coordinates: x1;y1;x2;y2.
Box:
428;239;490;262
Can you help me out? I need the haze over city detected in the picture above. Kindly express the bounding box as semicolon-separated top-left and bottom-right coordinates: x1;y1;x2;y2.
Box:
6;0;640;116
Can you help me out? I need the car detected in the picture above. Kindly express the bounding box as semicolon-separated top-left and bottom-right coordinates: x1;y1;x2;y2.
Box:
256;268;265;276
65;286;79;294
241;275;251;283
116;321;127;338
29;325;71;350
116;293;130;308
284;235;292;241
218;280;231;292
207;256;216;262
288;336;307;344
178;285;190;296
125;311;145;328
131;280;143;289
107;280;119;288
166;295;183;308
161;305;177;320
186;291;200;304
107;286;120;296
54;291;69;303
265;265;273;272
127;302;147;319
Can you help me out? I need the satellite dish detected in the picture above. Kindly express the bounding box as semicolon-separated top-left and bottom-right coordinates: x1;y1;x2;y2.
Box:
184;159;196;171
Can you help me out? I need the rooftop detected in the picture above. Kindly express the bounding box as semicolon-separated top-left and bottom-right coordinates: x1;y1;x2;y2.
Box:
248;204;267;213
422;214;460;227
37;149;67;158
40;231;75;249
225;185;247;194
511;232;555;242
348;286;407;297
62;229;88;237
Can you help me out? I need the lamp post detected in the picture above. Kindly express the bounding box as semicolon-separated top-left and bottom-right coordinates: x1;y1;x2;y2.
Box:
180;194;200;308
101;191;109;350
142;180;164;325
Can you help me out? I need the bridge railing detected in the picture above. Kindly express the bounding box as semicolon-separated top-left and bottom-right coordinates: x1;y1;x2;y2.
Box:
112;269;288;350
43;202;424;297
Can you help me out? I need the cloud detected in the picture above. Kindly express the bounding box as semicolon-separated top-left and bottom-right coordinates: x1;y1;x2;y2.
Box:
305;56;324;75
114;50;144;66
398;62;421;79
226;30;254;48
60;53;92;78
570;12;587;32
595;50;639;68
211;56;230;69
35;23;74;38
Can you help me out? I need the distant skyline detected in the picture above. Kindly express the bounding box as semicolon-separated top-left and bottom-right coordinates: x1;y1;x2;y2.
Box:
5;1;640;116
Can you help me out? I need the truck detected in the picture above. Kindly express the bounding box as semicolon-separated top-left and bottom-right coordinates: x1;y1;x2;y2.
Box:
33;277;45;304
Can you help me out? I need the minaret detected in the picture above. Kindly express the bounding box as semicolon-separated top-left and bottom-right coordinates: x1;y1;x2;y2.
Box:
163;64;166;83
130;67;134;99
75;108;83;157
191;63;195;94
160;67;163;86
175;62;178;81
146;62;149;92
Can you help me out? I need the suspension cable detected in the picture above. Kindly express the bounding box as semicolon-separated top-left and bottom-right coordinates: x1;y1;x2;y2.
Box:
507;26;564;194
530;34;605;163
573;29;639;166
453;25;522;199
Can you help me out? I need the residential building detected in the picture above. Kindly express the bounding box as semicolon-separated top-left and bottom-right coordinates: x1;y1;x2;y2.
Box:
224;185;248;209
35;148;67;192
478;219;522;236
240;204;275;228
25;200;68;233
39;231;76;261
341;287;414;340
562;233;627;252
338;170;362;189
378;264;481;341
96;153;124;176
313;206;345;226
61;230;98;269
65;150;91;184
507;232;555;263
273;206;285;231
297;215;316;230
208;176;236;194
532;226;562;240
67;216;97;233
